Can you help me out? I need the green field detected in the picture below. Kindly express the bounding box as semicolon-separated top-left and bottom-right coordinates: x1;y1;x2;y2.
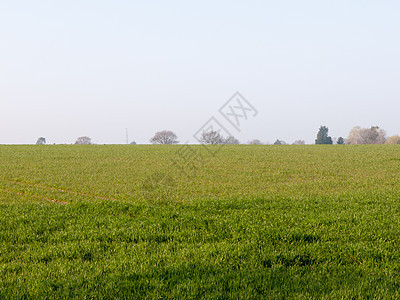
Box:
1;145;400;298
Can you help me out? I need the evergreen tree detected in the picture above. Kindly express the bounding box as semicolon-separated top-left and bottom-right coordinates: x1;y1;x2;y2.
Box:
337;137;345;145
315;126;333;144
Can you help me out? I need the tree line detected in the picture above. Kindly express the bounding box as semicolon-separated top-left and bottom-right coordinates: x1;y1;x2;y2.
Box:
36;136;93;145
147;126;400;145
35;126;400;145
314;126;400;145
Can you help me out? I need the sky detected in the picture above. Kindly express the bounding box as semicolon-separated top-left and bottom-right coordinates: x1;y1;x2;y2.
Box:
1;0;399;144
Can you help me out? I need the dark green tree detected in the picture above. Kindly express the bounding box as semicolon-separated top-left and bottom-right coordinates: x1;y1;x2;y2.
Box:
315;126;333;144
337;137;345;145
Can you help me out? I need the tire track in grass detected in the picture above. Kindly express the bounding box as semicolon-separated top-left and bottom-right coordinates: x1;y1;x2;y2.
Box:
0;179;118;203
8;180;118;201
0;188;68;204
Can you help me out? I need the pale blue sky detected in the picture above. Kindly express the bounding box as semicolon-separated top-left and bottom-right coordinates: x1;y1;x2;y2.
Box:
1;0;399;144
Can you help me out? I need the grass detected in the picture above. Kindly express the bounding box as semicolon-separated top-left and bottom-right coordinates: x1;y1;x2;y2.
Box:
1;145;400;298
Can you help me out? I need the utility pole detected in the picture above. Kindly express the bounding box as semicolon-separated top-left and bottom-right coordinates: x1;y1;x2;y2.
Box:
126;128;129;144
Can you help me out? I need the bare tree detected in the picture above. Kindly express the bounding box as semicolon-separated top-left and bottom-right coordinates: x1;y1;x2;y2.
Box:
224;136;240;145
150;130;179;144
347;126;386;144
199;130;224;144
36;137;46;145
360;126;386;144
293;140;305;145
75;136;92;145
347;126;362;144
385;135;400;144
248;139;263;145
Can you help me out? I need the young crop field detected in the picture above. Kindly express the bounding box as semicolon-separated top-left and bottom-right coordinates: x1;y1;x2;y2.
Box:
1;145;400;298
